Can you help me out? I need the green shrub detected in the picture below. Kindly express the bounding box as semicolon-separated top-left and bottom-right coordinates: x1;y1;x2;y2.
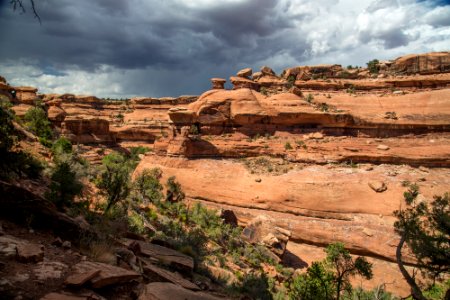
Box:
189;124;199;135
319;103;329;112
366;59;379;74
24;106;53;145
45;161;83;210
284;142;293;150
0;106;16;153
132;168;163;204
166;176;185;203
127;210;145;234
96;152;132;214
51;137;72;156
305;94;314;103
237;273;272;300
260;87;268;96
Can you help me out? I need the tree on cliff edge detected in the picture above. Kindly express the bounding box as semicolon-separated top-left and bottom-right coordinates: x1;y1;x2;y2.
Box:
394;184;450;300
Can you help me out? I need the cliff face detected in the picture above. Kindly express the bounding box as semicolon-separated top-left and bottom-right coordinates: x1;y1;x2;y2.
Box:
1;52;449;297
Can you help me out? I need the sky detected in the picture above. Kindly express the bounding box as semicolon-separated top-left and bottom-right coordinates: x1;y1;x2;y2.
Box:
0;0;449;98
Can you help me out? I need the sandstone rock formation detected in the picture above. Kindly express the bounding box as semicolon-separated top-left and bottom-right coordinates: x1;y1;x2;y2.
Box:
390;51;450;75
242;215;291;257
15;86;39;104
237;68;252;78
210;78;226;89
1;51;449;298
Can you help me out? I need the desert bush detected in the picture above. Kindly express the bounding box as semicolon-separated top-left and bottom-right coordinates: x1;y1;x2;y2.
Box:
284;142;293;150
24;106;53;146
305;94;314;103
289;243;373;300
0;105;16;156
129;146;150;161
132;168;163;204
260;87;268;96
51;137;72;156
366;59;379;74
45;161;83;210
236;273;273;300
166;176;185;203
96;152;132;214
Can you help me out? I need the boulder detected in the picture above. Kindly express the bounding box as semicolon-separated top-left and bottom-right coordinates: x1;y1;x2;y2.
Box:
252;71;263;80
168;107;196;125
289;86;303;97
368;181;387;193
260;66;276;76
377;145;390;151
128;240;194;273
210;78;226;90
138;282;222;300
65;269;101;287
229;76;260;90
237;68;252;78
41;291;105;300
219;209;238;226
16;242;44;263
15;86;39;104
241;215;291;257
142;263;200;290
71;261;141;288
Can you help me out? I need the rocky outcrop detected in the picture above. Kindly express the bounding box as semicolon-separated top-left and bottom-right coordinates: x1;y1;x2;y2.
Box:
210;78;226;90
230;76;260;90
70;261;140;288
47;106;67;124
283;64;344;80
242;215;291;257
390;52;450;75
237;68;252;78
15;86;40;104
61;117;114;144
138;282;222;300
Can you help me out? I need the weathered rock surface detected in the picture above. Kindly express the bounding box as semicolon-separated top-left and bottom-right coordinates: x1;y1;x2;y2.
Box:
71;261;140;288
127;240;194;273
142;263;200;290
368;181;387;193
237;68;252;78
16;242;44;263
15;86;39;104
242;215;291;257
390;52;450;75
138;282;223;300
210;78;226;89
34;261;68;281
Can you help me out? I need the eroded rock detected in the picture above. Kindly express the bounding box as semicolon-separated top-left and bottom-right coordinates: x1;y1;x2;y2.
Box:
368;181;387;193
241;215;291;257
138;282;222;300
210;78;226;90
72;261;140;288
237;68;252;78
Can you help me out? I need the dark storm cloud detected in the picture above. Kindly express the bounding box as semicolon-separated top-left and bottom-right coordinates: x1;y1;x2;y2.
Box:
0;0;296;71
